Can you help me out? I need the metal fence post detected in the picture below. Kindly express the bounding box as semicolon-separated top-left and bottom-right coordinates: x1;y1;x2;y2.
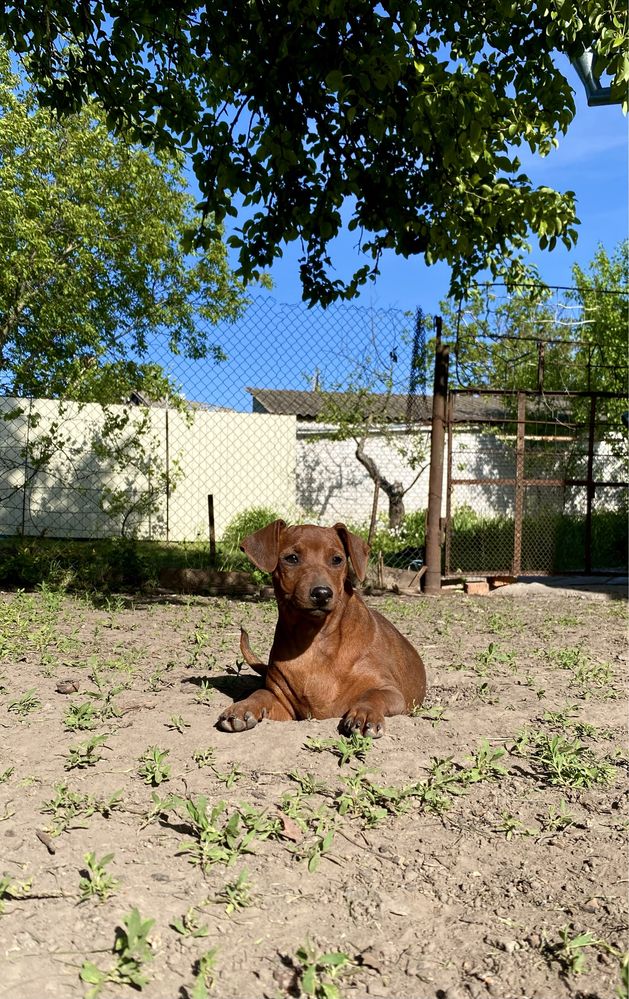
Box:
424;317;449;595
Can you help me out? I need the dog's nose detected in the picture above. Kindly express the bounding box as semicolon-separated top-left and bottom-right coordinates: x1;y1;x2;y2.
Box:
310;585;333;606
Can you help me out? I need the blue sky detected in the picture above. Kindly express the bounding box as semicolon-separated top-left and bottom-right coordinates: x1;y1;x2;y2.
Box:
176;56;627;411
224;57;627;315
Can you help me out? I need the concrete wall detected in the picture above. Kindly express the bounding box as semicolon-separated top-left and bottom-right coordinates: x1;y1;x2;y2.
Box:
0;399;296;541
297;424;433;525
296;422;625;525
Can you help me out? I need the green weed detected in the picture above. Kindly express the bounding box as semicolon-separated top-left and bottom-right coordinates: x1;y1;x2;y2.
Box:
530;732;617;788
167;714;190;734
214;869;255;914
212;763;244;788
542;926;600;976
188;948;219;999
474;642;517;674
79;852;119;902
138;746;172;786
294;942;351;999
170;907;209;938
412;704;448;726
160;795;280;872
42;782;122;835
65;734;109;770
305;733;372;766
7;688;41;718
0;873;32;914
63;701;99;731
192;747;216;769
80;908;155;998
335;770;415;827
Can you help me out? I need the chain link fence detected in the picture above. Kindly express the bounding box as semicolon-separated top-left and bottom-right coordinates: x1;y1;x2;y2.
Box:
445;390;628;576
1;283;626;584
0;295;433;571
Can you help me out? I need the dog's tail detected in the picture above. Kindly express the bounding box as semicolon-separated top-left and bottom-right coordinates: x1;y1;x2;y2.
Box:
239;627;268;675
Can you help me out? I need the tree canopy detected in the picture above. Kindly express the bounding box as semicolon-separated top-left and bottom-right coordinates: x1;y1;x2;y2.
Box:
0;45;245;403
0;2;626;305
441;239;628;399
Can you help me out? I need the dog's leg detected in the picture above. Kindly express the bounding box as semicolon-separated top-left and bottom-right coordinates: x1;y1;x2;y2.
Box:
341;686;407;738
217;689;293;732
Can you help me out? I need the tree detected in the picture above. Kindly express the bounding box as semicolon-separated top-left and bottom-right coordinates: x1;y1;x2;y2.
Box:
0;3;626;306
316;311;430;529
440;240;628;402
0;45;245;403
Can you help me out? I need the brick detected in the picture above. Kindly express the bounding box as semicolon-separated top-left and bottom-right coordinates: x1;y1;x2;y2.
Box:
488;575;517;590
464;579;490;595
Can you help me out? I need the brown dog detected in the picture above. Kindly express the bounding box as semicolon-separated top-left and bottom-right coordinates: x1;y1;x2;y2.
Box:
217;521;426;737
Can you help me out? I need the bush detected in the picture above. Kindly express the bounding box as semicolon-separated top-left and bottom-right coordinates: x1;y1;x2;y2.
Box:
220;507;281;553
219;507;282;578
0;537;211;592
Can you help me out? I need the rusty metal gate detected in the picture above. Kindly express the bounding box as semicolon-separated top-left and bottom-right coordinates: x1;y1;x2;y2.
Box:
444;389;628;577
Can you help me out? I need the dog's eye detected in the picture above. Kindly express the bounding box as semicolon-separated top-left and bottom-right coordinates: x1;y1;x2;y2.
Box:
283;553;299;564
331;555;344;565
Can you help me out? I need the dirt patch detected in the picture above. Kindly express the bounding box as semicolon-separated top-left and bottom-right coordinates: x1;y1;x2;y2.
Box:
0;587;627;999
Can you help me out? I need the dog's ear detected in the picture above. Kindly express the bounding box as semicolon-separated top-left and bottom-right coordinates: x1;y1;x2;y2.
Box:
333;523;370;582
240;519;287;573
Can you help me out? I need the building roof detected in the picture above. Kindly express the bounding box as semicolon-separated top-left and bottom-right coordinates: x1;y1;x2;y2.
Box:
246;388;509;423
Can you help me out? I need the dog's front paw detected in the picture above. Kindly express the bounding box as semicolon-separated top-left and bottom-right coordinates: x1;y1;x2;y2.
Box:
217;705;266;732
341;706;385;738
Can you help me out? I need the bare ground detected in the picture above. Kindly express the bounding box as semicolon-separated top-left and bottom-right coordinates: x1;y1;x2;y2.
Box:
0;585;627;999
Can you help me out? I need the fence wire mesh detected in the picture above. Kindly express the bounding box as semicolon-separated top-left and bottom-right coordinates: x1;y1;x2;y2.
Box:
0;295;434;570
445;392;627;577
1;282;626;582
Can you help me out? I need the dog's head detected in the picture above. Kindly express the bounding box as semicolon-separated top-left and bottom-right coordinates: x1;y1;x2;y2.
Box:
240;520;369;616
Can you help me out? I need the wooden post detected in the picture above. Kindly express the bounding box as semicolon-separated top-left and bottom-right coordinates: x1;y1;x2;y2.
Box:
207;494;216;564
424;317;449;595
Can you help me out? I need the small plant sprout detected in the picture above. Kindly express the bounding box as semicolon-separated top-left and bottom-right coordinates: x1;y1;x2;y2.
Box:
167;714;190;733
495;812;536;840
170;906;209;938
138;746;172;786
212;763;244;788
214;869;255;914
287;771;328;795
7;688;41;718
194;679;214;704
42;783;122;836
188;947;218;999
164;796;280;872
301;817;337;873
294;942;351;999
65;734;109;770
64;701;98;731
0;767;14;783
474;642;517;674
538;800;575;835
475;681;499;704
412;704;448;726
465;739;508;783
305;733;373;766
192;747;216;768
79;852;119;902
543;926;600;976
0;874;32;914
531;732;617;788
80;907;155;998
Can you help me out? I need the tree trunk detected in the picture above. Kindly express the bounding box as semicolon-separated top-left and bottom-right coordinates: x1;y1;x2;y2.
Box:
355;436;406;529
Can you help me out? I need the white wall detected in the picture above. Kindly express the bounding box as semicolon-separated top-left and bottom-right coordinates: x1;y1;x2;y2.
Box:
0;399;296;541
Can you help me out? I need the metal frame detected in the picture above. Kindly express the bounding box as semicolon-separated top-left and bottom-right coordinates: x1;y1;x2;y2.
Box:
444;388;628;578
